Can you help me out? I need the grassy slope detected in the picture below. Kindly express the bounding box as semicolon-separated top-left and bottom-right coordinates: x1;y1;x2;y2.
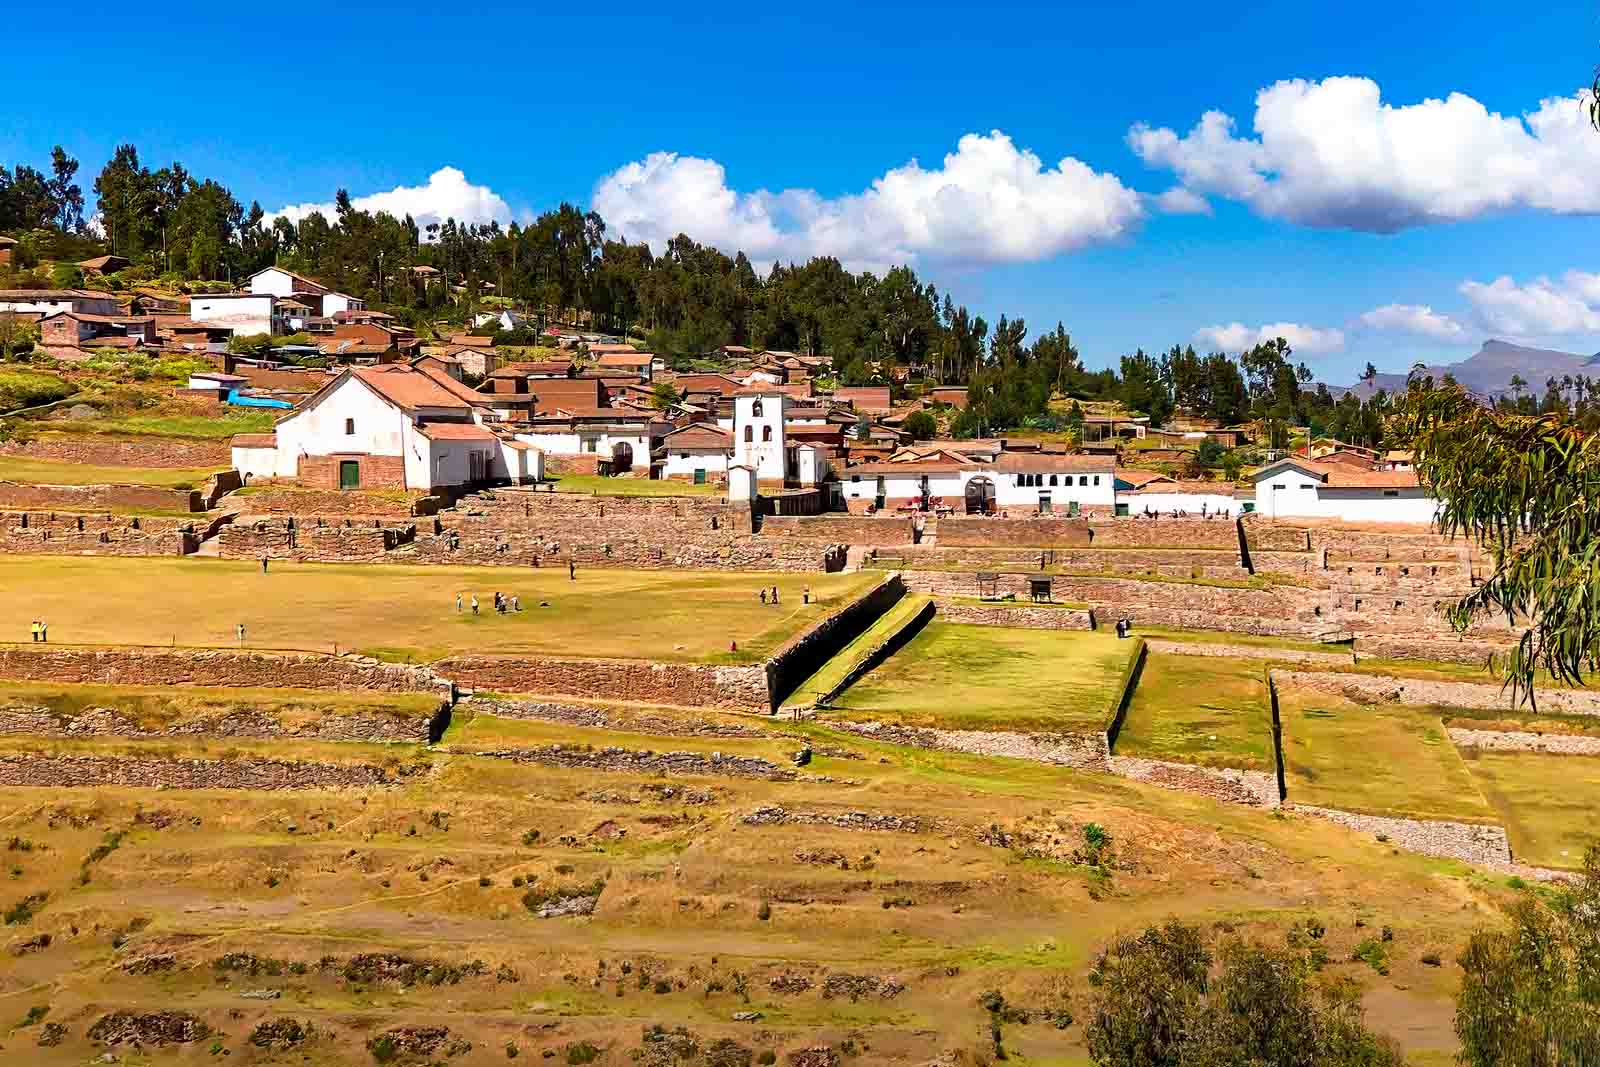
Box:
38;410;279;438
0;455;222;487
1279;688;1497;823
0;682;439;726
1115;653;1273;771
1461;750;1600;869
0;556;874;663
828;622;1135;732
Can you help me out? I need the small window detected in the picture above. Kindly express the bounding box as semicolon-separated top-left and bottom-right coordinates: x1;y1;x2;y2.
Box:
345;418;355;435
1049;475;1058;486
1383;489;1399;497
1272;483;1285;490
851;475;861;483
743;426;753;443
1079;475;1088;486
762;426;772;442
751;399;764;416
1093;475;1100;486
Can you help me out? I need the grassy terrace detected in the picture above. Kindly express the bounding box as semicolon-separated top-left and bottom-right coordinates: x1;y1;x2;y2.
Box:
36;410;279;438
0;682;440;725
1462;750;1600;869
0;455;223;487
1138;627;1347;655
1278;687;1497;823
784;594;932;708
825;622;1136;732
863;560;1313;589
1115;653;1274;771
0;556;875;663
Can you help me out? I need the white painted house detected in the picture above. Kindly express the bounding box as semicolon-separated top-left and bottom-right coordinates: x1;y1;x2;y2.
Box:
248;266;328;300
1118;478;1243;517
230;364;538;491
1250;457;1439;524
839;451;1115;514
0;289;118;317
658;422;735;484
513;407;672;474
190;292;280;337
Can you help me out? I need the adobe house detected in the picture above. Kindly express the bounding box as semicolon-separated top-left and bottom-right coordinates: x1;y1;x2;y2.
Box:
0;236;16;267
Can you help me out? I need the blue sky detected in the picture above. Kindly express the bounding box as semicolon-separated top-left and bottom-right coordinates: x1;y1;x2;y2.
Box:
7;1;1600;382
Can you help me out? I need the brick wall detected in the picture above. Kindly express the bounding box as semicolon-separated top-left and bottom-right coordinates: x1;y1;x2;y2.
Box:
0;755;393;791
297;453;408;490
547;454;606;475
0;646;450;696
1086;517;1241;550
764;575;905;707
0;699;441;743
434;654;771;712
0;433;230;469
0;481;203;513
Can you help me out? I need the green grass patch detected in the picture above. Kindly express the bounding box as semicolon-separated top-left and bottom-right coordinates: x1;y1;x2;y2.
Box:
0;455;220;487
0;370;74;412
1114;653;1274;771
0;556;873;664
542;475;723;497
46;411;279;438
783;595;932;709
0;682;439;726
1279;688;1496;823
1136;627;1347;656
826;622;1136;732
1460;750;1600;869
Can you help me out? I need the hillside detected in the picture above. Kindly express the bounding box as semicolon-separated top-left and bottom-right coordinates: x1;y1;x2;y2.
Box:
1334;339;1600;400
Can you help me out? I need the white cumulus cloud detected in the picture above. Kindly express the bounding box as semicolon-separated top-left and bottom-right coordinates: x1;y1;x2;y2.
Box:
1129;77;1600;232
591;131;1144;272
1152;186;1212;215
1459;271;1600;338
268;167;511;234
1194;321;1346;355
1357;303;1469;341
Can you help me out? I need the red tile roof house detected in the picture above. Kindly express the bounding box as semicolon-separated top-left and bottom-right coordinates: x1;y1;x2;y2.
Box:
230;364;535;491
39;311;157;348
832;386;893;415
656;422;735;484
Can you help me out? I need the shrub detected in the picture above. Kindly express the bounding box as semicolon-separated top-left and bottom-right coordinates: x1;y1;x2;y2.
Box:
565;1042;600;1065
756;900;771;921
1351;938;1389;975
758;1053;776;1065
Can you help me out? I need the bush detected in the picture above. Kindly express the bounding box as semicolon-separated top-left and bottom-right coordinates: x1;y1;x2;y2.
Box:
758;1053;776;1066
756;900;771;921
1351;938;1389;975
565;1042;600;1065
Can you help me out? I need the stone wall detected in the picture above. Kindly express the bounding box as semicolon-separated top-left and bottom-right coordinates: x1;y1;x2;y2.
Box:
899;570;1325;637
0;647;451;697
1106;756;1280;807
0;432;230;468
228;487;429;517
297;453;407;490
218;516;415;562
765;575;906;708
0;481;202;513
873;545;1252;580
1353;634;1513;665
469;698;771;739
469;744;794;780
0;701;441;744
546;454;607;475
435;654;770;712
761;515;915;545
1271;668;1600;715
0;754;394;790
932;600;1093;631
1286;803;1512;866
0;511;197;557
820;718;1109;770
937;517;1091;548
1447;728;1600;755
1088;517;1242;550
1143;639;1352;667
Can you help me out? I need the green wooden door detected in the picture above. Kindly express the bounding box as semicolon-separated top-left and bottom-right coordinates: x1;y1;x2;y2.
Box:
339;461;360;490
693;468;707;485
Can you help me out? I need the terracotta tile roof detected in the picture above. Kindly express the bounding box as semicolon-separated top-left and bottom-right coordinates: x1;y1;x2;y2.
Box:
44;311;153;325
1254;457;1421;488
353;366;472;411
230;433;278;447
415;364;492;407
1114;468;1170;487
0;289;117;300
990;453;1113;473
415;421;499;442
662;424;733;449
832;386;892;411
595;352;653;367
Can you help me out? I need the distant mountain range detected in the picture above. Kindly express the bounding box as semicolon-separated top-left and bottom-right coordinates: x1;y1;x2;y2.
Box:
1331;340;1600;400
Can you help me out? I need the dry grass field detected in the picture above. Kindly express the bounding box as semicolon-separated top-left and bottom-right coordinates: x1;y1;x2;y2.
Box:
824;623;1136;732
1114;653;1274;771
0;697;1496;1065
0;557;875;663
1461;749;1600;869
0;455;223;487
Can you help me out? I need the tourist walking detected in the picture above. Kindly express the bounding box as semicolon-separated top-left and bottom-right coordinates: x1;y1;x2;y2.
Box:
29;619;39;643
39;620;47;643
261;556;269;574
237;623;246;646
470;595;479;616
456;593;463;613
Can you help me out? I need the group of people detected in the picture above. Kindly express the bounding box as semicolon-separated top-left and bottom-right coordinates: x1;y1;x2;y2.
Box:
458;592;521;615
27;619;48;642
1115;616;1135;639
757;585;810;606
1139;506;1232;519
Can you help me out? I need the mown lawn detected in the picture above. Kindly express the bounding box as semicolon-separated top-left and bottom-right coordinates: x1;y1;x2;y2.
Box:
827;622;1135;732
1278;687;1497;823
0;556;873;663
1115;653;1274;771
1461;750;1600;869
0;455;223;487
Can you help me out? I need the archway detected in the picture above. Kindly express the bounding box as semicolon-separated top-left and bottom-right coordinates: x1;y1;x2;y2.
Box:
611;441;634;474
964;476;995;515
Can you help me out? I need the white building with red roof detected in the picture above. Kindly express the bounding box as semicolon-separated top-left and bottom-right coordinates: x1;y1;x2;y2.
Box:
1249;457;1438;524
